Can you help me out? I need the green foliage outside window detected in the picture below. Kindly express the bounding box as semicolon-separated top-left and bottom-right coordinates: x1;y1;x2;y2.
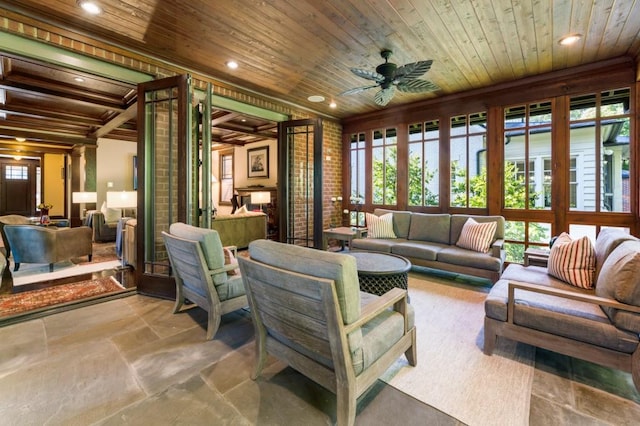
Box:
408;153;438;206
372;146;397;205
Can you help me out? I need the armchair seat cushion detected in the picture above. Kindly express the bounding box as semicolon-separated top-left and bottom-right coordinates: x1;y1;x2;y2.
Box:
487;277;638;353
214;274;246;301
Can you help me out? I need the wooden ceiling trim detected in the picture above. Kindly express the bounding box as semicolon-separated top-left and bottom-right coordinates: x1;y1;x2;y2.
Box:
0;104;103;125
0;81;126;112
90;103;137;139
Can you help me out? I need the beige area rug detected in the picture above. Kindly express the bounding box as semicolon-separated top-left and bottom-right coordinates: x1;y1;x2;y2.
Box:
382;272;535;426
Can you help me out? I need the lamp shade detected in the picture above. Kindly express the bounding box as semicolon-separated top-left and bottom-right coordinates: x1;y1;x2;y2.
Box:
106;191;137;209
250;191;270;205
72;191;97;203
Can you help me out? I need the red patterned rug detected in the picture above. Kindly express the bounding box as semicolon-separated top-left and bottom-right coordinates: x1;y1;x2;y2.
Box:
0;276;126;318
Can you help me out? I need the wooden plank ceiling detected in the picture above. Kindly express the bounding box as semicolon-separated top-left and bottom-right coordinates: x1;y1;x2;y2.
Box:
0;0;638;153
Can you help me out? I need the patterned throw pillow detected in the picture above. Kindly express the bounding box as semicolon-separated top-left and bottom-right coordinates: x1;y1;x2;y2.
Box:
547;232;595;289
366;212;396;239
456;218;496;253
223;247;239;275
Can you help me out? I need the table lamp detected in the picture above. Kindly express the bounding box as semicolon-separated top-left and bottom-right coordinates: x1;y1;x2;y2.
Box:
72;191;97;219
250;191;270;213
106;191;137;217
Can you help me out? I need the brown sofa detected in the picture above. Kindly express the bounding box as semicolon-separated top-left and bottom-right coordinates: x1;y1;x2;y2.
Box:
211;212;267;249
484;228;640;391
4;224;93;272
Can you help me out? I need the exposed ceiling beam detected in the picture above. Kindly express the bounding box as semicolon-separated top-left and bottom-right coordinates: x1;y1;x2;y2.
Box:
91;102;137;138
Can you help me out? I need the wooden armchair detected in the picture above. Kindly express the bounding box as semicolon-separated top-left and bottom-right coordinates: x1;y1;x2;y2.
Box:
238;239;416;426
162;222;248;340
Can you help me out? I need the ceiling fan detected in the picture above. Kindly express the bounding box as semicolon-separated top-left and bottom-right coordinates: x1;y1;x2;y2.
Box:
340;49;439;106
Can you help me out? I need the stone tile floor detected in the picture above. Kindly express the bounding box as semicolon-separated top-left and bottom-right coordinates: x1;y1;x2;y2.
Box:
0;294;638;425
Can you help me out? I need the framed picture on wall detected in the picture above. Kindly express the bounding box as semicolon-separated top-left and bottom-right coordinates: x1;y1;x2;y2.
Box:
247;146;269;178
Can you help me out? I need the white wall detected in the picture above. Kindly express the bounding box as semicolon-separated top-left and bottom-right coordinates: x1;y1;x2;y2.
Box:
96;138;137;207
234;139;278;188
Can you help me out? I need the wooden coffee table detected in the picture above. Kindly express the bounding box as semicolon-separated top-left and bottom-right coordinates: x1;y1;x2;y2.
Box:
348;252;411;295
323;226;367;251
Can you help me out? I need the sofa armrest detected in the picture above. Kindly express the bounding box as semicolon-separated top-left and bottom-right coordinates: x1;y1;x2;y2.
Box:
491;239;504;258
345;287;409;333
506;280;640;324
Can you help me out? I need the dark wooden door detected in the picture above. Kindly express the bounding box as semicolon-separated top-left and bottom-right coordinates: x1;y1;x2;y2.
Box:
0;160;37;216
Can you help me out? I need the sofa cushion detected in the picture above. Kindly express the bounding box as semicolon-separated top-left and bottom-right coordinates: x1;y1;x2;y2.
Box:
390;241;448;261
100;201;122;223
594;228;637;283
366;212;396;238
595;240;640;333
374;209;411;238
450;214;503;244
485;277;639;353
351;237;407;253
456;218;496;253
437;246;503;271
547;232;595;289
407;213;450;244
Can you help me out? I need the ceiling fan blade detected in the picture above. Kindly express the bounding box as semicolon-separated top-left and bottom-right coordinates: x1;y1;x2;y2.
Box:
374;87;395;106
393;60;433;82
396;79;440;93
339;85;379;96
351;68;385;82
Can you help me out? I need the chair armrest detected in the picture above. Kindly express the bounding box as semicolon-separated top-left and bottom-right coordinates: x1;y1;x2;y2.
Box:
506;280;640;324
209;263;239;275
491;239;504;258
344;288;409;334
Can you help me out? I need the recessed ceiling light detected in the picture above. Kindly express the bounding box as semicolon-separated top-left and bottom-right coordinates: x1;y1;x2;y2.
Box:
77;1;102;15
559;34;582;46
16;137;26;142
226;61;238;69
329;101;337;108
74;77;85;82
308;95;325;103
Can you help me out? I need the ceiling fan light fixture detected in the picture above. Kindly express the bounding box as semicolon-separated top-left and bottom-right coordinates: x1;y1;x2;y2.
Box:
559;34;582;46
77;1;102;15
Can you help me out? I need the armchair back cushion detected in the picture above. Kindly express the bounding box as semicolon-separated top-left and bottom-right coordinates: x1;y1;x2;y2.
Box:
595;240;640;334
247;239;361;324
169;222;226;285
594;228;638;282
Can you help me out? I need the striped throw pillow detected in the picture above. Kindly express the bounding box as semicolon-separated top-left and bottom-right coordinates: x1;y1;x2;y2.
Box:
547;232;595;289
366;212;396;239
456;218;496;253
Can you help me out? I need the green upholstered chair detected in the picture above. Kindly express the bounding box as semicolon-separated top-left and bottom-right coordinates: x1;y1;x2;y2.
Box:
162;222;248;340
238;239;416;426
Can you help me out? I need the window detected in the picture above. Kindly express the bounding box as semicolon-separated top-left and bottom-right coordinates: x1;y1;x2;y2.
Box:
372;128;397;206
219;149;234;205
5;165;28;180
450;112;487;208
408;120;439;206
504;102;552;210
349;132;366;226
569;88;630;212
